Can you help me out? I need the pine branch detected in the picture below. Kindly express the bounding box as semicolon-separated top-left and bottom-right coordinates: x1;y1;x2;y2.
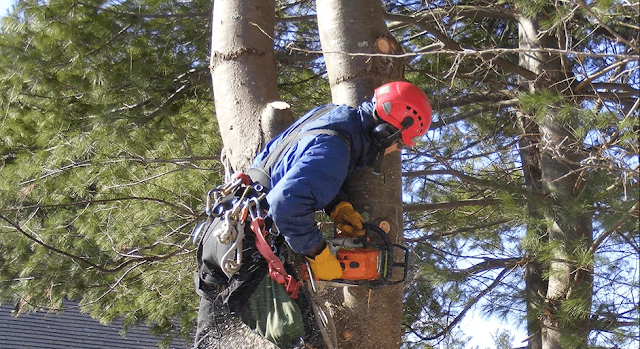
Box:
575;0;639;52
589;202;639;256
421;268;511;340
432;155;549;202
77;2;211;19
431;90;515;109
406;219;510;241
140;71;210;122
0;213;188;274
383;12;539;80
429;98;519;130
0;196;194;216
451;257;522;275
404;198;500;213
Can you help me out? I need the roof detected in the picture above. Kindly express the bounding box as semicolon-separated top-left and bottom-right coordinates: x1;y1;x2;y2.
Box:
0;301;189;349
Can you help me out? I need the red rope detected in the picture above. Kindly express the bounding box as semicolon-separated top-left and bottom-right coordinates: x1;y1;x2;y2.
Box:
250;218;301;299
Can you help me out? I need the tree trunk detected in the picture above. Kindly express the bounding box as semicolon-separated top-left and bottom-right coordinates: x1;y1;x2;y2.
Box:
518;15;593;349
517;111;547;349
210;0;293;173
316;1;406;348
206;0;290;347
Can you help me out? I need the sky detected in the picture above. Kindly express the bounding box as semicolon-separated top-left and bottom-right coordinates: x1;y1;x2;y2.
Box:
0;0;529;348
0;0;14;18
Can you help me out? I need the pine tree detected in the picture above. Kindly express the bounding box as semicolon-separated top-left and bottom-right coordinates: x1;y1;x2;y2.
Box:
0;1;637;348
0;0;215;345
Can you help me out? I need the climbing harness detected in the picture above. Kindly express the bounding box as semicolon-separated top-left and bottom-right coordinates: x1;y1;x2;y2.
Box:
193;172;301;299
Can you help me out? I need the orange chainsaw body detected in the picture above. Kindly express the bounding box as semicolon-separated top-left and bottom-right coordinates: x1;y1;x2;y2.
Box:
336;248;380;280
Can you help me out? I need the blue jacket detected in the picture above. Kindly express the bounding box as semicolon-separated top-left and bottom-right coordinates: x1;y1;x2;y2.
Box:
250;102;379;254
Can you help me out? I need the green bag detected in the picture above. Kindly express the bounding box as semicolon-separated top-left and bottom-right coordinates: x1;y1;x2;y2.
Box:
241;276;305;348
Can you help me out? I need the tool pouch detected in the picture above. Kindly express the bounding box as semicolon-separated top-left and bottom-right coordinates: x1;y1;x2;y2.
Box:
194;214;270;314
194;216;231;290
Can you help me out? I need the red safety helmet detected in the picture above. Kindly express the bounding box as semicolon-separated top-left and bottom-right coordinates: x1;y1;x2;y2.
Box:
373;81;432;147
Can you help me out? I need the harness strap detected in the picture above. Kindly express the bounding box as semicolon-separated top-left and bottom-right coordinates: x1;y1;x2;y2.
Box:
250;217;301;299
255;105;351;175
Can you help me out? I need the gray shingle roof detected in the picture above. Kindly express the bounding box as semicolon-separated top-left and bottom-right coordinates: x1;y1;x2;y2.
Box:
0;301;189;349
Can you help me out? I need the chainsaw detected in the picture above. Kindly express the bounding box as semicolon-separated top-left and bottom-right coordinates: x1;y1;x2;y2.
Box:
301;222;410;349
306;222;409;288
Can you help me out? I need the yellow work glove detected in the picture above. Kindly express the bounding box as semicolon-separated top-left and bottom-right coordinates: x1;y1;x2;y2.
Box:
330;201;365;237
306;243;343;280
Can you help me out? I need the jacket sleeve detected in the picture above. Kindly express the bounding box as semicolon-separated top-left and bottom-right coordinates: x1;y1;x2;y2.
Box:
265;135;350;254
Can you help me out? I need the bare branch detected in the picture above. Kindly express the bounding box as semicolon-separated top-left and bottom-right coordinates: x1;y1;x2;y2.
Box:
452;257;522;275
406;219;510;241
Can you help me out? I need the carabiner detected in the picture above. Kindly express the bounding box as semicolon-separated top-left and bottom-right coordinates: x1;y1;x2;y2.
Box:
205;188;218;216
248;197;262;221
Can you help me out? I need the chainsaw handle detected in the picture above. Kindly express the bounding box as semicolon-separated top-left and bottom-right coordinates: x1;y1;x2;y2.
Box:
389;244;409;285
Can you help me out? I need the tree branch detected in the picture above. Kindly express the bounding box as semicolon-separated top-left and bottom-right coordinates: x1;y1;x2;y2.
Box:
575;0;639;52
406;219;510;241
0;214;188;274
0;196;194;216
452;257;522;275
404;198;500;213
422;268;512;340
140;70;210;122
431;90;516;110
589;202;639;256
77;2;211;19
384;12;539;80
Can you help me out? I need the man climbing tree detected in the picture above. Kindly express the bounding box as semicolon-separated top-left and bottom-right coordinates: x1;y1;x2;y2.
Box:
199;0;412;348
193;81;431;348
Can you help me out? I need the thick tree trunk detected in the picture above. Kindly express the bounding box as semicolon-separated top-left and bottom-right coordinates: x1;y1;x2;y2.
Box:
518;15;593;349
206;1;291;347
210;0;293;172
316;1;406;348
518;17;547;349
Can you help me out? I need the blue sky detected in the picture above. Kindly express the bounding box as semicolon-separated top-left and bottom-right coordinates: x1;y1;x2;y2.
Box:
0;0;14;17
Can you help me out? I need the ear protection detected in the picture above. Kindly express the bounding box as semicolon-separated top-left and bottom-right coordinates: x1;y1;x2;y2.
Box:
371;123;400;149
371;117;414;149
368;117;415;175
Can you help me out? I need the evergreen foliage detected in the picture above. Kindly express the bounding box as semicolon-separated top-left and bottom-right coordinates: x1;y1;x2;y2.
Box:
1;0;215;345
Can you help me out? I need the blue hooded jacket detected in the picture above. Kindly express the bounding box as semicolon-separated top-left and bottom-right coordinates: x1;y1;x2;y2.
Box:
250;102;379;254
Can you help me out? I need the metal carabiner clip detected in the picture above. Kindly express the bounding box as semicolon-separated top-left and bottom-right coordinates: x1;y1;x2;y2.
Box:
248;197;262;221
205;188;218;216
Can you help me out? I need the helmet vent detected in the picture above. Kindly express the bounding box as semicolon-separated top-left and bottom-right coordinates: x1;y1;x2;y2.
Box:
383;102;393;115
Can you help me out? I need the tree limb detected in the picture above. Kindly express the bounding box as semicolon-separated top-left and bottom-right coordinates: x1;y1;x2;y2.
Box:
384;12;539;80
421;268;512;340
406;219;510;241
575;0;639;52
0;213;190;274
452;257;522;275
589;202;639;256
404;198;500;213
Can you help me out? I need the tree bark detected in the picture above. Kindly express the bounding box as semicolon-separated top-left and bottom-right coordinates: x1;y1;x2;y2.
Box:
316;1;405;348
210;0;293;173
206;0;292;347
518;14;593;349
